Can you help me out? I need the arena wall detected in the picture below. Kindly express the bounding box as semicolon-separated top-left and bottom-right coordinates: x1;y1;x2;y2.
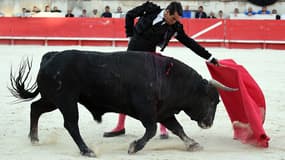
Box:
1;18;285;49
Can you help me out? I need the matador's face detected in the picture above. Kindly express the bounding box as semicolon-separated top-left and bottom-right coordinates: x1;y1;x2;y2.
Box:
164;10;181;25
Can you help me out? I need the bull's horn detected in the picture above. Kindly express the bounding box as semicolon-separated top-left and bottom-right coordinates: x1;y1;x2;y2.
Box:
209;79;238;91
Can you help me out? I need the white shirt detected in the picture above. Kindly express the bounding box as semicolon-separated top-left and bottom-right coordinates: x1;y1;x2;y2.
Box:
152;9;166;25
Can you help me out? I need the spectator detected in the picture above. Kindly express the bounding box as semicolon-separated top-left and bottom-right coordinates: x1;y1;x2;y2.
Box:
116;6;123;14
32;6;41;13
257;6;270;14
195;6;207;18
51;6;61;13
245;7;256;16
79;9;88;17
65;9;74;17
233;8;239;17
217;10;224;19
44;5;51;12
18;8;31;17
182;5;191;18
101;5;112;18
113;6;125;18
91;9;98;17
272;9;281;20
207;11;216;19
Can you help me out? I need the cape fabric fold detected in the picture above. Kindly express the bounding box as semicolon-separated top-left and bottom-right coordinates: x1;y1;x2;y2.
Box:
206;59;269;147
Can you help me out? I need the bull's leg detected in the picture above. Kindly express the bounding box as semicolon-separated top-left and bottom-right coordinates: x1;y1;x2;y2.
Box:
128;122;157;154
57;100;95;157
127;95;157;154
29;98;57;143
160;116;203;151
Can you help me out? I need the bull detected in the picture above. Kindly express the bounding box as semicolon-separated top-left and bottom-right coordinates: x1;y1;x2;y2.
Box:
9;50;236;157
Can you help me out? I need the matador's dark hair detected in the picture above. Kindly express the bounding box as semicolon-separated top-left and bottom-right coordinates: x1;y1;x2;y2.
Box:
166;1;183;16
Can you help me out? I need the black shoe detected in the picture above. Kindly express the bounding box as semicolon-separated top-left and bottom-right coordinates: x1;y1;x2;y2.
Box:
160;133;169;139
103;129;125;137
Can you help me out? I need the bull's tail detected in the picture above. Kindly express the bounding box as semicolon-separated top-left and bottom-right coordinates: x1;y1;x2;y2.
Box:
9;58;39;102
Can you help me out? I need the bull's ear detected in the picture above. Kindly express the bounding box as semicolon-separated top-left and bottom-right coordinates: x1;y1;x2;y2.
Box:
209;79;238;91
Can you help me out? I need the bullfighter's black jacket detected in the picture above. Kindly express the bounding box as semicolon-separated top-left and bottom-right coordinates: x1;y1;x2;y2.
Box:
125;1;212;60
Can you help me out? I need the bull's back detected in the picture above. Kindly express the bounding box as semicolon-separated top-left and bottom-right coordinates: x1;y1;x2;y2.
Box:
82;50;167;95
38;50;173;97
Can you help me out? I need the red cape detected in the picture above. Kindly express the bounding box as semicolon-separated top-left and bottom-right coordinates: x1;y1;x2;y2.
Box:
207;59;269;147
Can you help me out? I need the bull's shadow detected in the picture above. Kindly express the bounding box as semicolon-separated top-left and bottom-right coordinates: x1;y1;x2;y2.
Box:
9;50;236;157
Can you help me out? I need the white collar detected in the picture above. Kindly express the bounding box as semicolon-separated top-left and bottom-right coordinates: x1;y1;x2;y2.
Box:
153;9;165;25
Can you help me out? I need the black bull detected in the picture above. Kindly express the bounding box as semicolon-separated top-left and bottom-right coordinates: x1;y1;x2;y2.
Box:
9;50;235;157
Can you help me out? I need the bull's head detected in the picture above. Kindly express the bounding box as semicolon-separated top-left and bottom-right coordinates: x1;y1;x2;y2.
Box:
185;79;237;129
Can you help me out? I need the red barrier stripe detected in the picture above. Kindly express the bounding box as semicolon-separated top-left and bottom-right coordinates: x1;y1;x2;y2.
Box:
1;18;285;49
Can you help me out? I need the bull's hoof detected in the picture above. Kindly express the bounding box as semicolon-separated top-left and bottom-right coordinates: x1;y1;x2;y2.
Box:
81;149;96;157
187;142;203;152
31;140;39;145
30;138;39;144
29;134;39;144
128;140;145;154
128;140;138;154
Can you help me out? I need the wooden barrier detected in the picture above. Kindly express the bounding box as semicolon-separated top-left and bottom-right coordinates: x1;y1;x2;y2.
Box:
0;17;284;49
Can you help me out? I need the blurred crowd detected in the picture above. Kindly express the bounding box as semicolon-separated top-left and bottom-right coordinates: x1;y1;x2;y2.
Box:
0;4;125;18
0;4;283;20
183;5;282;20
